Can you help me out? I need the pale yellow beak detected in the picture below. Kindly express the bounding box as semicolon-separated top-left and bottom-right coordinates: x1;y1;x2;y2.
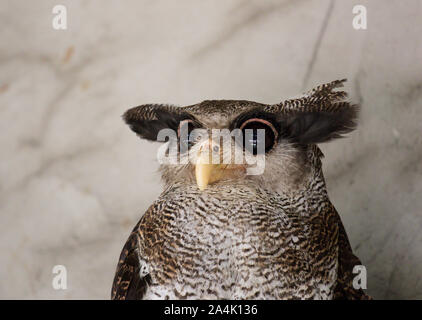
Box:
195;146;226;191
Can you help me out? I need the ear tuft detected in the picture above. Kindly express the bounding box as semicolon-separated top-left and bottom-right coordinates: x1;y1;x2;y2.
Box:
123;104;193;141
280;103;359;144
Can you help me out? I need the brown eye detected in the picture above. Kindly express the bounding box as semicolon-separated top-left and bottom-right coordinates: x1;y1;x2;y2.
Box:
239;118;278;154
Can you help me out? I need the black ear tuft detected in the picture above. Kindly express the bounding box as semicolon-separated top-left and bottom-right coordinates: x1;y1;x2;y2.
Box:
280;104;359;144
123;104;195;141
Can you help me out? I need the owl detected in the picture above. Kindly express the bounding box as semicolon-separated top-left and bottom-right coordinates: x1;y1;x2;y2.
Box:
111;79;370;300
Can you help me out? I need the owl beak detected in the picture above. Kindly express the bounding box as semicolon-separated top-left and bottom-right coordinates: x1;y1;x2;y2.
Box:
195;144;226;191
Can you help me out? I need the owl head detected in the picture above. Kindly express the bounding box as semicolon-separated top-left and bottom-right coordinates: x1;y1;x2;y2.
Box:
123;79;358;194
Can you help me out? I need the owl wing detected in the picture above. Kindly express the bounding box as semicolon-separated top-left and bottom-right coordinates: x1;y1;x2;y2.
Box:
333;207;371;300
111;229;151;300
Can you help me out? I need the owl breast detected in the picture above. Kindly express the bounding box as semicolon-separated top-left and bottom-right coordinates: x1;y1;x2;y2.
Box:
140;181;338;300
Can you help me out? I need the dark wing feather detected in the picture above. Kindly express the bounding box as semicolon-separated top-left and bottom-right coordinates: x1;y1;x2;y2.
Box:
332;205;372;300
111;231;151;300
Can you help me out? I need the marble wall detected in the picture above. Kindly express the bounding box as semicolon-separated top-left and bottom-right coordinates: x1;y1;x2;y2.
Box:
0;0;421;299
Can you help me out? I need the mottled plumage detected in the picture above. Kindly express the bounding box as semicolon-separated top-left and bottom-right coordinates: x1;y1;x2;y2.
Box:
112;79;370;300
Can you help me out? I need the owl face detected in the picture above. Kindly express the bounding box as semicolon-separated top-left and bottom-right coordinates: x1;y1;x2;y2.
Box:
123;80;358;193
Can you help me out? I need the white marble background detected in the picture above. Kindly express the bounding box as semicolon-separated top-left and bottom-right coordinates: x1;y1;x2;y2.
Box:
0;0;421;299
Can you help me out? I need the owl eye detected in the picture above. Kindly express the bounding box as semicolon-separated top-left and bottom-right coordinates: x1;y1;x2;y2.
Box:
178;119;198;151
239;119;278;154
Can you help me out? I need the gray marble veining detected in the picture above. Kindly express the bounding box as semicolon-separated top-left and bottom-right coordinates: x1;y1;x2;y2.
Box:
0;0;421;299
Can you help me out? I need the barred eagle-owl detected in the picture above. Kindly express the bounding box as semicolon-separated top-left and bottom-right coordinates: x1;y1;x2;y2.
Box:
111;79;370;300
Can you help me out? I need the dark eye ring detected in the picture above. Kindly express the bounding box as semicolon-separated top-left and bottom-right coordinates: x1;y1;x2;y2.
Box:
239;118;278;154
